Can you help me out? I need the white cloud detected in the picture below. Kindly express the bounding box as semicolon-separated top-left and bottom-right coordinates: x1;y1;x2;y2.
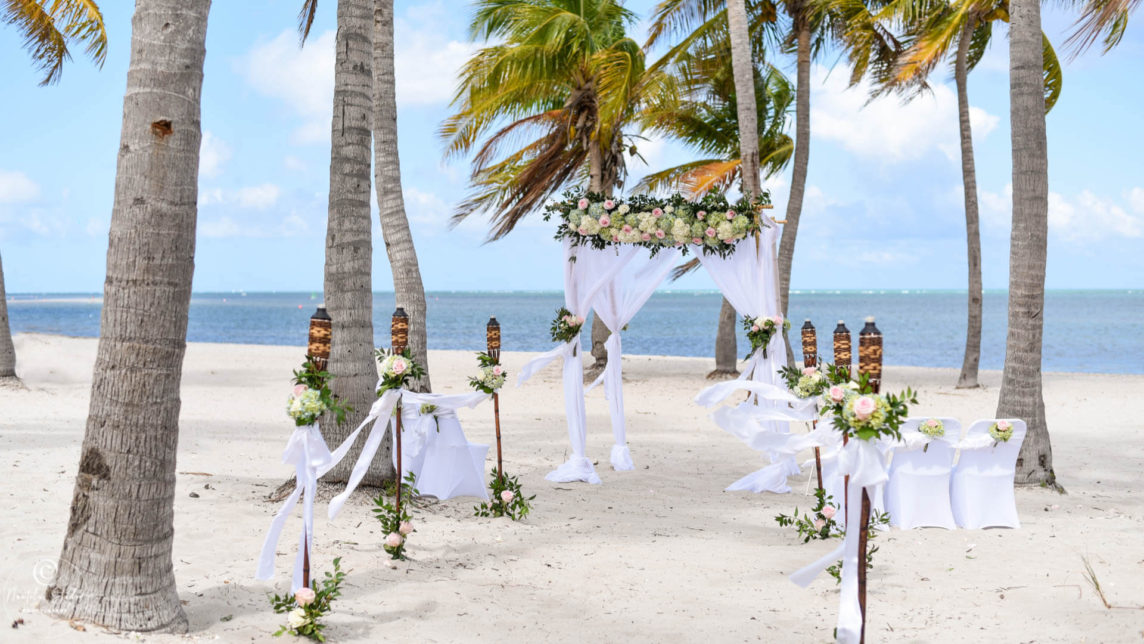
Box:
0;170;40;204
199;212;310;238
200;216;242;238
394;27;477;106
979;183;1144;242
284;155;308;172
236;183;281;210
811;65;999;164
240;30;335;144
85;218;107;237
199;131;231;178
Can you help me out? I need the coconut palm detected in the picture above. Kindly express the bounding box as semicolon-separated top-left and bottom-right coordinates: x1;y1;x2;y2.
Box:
999;0;1056;486
648;0;829;363
1;0;109;383
372;0;431;391
1067;0;1139;53
43;0;208;631
820;0;1062;389
442;0;652;374
300;0;388;484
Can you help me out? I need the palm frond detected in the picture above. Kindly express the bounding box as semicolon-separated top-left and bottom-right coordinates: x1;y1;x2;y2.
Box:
3;0;107;85
298;0;319;45
1042;33;1063;113
1065;0;1140;55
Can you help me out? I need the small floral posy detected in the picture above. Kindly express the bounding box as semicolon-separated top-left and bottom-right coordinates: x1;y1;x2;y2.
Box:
775;488;841;542
989;419;1014;443
474;467;535;521
374;348;426;395
270;557;346;641
372;472;419;559
287;358;349;427
919;418;945;439
779;364;829;399
550;306;585;344
743;314;790;359
469;353;507;394
819;372;917;443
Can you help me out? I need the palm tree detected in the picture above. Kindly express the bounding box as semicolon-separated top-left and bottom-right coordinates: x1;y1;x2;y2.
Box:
1066;0;1139;53
823;0;1062;389
299;0;390;484
0;251;17;383
1;0;109;384
442;0;650;374
43;0;208;631
648;0;826;364
999;0;1056;487
372;0;431;391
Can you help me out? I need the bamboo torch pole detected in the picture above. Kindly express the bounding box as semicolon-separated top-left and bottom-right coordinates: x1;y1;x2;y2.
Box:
856;317;883;644
302;305;331;589
391;308;409;517
487;317;504;485
801;319;823;492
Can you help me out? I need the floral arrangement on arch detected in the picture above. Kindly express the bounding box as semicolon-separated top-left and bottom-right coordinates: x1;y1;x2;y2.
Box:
544;190;772;257
270;557;346;641
287;358;350;427
469;354;507;394
549;307;585;344
743;314;790;359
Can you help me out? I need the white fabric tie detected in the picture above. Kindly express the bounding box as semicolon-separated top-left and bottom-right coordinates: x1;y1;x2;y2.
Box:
790;438;888;643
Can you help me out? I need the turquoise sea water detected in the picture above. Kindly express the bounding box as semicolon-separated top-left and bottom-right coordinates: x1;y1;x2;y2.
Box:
7;290;1142;374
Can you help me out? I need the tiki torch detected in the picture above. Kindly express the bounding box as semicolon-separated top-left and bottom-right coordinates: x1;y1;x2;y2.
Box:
391;307;408;515
307;305;332;374
801;319;824;491
858;317;883;394
833;320;851;380
487;317;504;485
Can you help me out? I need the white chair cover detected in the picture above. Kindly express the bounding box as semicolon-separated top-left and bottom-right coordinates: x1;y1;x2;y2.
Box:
883;417;960;530
394;391;491;501
517;239;638;484
950;418;1027;529
587;246;683;470
694;230;794;492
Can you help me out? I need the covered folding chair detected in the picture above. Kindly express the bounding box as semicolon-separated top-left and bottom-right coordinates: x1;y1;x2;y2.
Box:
884;417;961;529
950;419;1027;529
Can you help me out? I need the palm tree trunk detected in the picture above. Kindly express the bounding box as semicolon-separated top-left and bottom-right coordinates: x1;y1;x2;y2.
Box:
0;250;17;382
373;0;430;393
955;19;983;389
43;0;210;631
322;0;388;485
587;135;612;377
719;0;761;376
999;0;1056;487
777;21;811;364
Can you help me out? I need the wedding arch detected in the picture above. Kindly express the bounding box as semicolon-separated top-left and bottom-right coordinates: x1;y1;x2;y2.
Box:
517;192;801;490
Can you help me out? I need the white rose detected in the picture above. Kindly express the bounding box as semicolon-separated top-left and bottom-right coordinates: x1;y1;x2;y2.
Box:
287;607;308;629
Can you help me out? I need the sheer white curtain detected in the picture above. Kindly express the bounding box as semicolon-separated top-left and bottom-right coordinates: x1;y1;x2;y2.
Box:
518;239;638;483
695;227;797;492
587;246;683;470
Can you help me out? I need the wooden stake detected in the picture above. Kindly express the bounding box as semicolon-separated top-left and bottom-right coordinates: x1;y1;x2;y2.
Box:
302;526;310;589
493;392;504;485
395;403;403;517
857;489;871;644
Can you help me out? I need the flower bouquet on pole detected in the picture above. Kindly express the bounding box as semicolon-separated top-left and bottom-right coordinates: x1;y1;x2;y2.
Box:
469;353;535;520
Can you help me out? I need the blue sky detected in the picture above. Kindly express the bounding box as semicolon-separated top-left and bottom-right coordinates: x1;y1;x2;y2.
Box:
0;0;1141;293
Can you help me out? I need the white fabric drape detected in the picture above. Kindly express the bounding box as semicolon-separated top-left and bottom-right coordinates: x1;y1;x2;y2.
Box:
694;229;795;492
392;391;491;501
517;239;638;483
790;437;889;643
586;246;683;470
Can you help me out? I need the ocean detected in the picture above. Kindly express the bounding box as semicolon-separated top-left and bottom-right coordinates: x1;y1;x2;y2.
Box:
6;290;1141;374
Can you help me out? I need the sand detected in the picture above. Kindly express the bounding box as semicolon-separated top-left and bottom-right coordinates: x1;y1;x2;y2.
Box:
1;332;1142;643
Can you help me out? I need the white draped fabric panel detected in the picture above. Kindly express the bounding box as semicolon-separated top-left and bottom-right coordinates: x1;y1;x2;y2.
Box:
694;229;797;492
587;246;683;470
394;391;491;501
517;239;638;484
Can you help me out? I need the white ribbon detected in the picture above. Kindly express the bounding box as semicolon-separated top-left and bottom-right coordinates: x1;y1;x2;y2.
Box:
790;438;888;644
516;340;577;387
327;388;403;520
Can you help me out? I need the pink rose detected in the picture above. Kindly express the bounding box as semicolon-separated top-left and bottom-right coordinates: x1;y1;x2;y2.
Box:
926;419;940;428
399;521;413;536
996;420;1011;430
772;315;784;326
500;490;514;503
697;210;706;220
652;208;663;218
294;587;316;606
578;227;588;235
802;367;816;377
853;396;876;420
293;384;307;398
622;224;632;233
575;315;585;325
598;215;610;227
813;519;826;531
692;237;702;245
577;198;589;209
391;358;407;375
612;234;620;242
492;365;503;376
829;385;845;403
751;324;760;332
384;532;403;548
723;238;734;244
655;230;666;239
726;210;735;220
705;227;717;238
822;506;836;520
641;232;651;241
603;199;615;210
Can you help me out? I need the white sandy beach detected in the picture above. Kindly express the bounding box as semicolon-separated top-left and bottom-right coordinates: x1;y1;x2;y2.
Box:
1;332;1142;642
